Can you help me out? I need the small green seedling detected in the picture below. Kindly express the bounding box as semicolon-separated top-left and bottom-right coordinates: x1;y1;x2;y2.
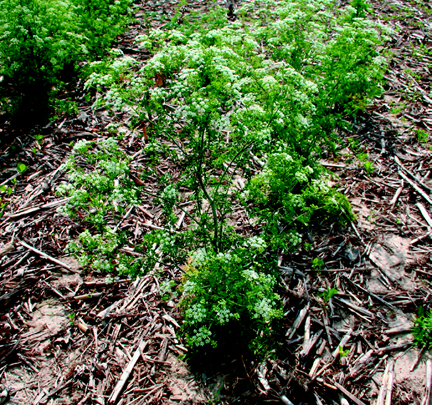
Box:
412;307;432;348
356;152;368;162
363;161;375;175
319;287;338;303
0;185;12;194
17;163;28;174
415;129;429;143
312;258;324;271
338;345;350;358
68;312;75;326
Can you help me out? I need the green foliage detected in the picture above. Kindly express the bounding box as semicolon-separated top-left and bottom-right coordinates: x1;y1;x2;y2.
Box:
363;160;375;175
17;163;28;174
415;128;429;143
179;244;283;356
68;312;75;326
312;258;324;271
350;0;371;18
57;138;144;275
59;0;390;357
73;0;131;58
338;345;350;358
0;0;131;127
319;287;338;303
412;307;432;349
244;152;356;250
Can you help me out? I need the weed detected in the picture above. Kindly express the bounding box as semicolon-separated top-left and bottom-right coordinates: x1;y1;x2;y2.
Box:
363;160;375;175
319;287;338;303
357;152;369;162
59;0;389;357
390;104;406;115
68;312;75;326
179;246;283;357
347;137;360;152
415;128;429;143
338;345;350;358
312;258;324;271
17;163;28;174
0;0;132;127
412;307;432;348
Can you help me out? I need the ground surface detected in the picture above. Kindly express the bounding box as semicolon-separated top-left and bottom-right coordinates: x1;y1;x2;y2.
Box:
1;0;432;404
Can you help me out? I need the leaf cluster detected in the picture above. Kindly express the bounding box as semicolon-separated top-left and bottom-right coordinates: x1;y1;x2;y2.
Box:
412;307;432;349
244;152;356;250
0;0;131;128
179;244;283;357
59;0;390;357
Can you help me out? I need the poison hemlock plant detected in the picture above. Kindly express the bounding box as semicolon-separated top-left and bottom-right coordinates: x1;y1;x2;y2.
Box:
363;160;375;175
243;152;355;250
412;307;432;349
0;0;131;128
319;287;338;303
59;0;391;357
57;138;146;277
179;243;283;357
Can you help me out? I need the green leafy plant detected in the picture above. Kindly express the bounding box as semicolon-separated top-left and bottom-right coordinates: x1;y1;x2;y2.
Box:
350;0;371;18
159;280;178;301
338;345;350;358
347;137;360;152
179;244;283;357
244;153;356;250
0;0;131;128
59;0;390;357
363;160;375;175
312;258;324;271
357;152;369;162
57;138;148;277
17;163;28;174
319;287;338;303
412;307;432;349
68;312;75;326
415;128;429;143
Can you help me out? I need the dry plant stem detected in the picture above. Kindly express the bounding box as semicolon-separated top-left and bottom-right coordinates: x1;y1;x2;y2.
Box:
411;346;427;372
6;198;68;219
398;169;432;205
376;360;394;405
416;202;432;228
32;379;72;405
389;184;403;208
300;330;323;359
367;254;396;286
342;274;396;311
109;339;148;403
334;382;367;405
395;156;432;192
287;303;309;339
19;240;76;273
196;127;219;251
422;360;432;405
334;297;373;318
385;362;395;405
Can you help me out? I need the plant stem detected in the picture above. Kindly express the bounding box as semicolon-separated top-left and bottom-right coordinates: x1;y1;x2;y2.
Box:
196;126;219;252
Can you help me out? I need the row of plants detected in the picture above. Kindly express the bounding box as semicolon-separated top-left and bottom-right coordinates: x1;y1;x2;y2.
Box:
57;0;392;358
0;0;132;128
